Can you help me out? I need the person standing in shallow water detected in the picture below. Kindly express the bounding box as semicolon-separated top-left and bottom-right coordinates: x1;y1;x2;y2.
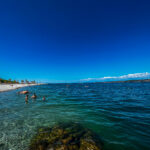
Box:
43;96;46;101
31;93;37;99
25;95;28;103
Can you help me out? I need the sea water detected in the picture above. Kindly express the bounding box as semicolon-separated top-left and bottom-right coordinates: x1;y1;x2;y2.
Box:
0;83;150;150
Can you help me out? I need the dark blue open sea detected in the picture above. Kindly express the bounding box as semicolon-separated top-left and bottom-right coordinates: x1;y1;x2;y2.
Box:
0;83;150;150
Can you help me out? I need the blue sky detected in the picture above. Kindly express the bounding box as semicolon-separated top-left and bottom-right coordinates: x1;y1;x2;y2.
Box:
0;0;150;82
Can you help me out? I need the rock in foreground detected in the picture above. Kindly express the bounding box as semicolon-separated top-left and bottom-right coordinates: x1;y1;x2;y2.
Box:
29;122;103;150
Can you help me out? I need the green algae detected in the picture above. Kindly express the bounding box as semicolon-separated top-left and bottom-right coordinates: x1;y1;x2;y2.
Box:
28;122;103;150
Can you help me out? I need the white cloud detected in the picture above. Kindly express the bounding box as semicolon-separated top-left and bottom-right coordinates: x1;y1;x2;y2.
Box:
81;72;150;82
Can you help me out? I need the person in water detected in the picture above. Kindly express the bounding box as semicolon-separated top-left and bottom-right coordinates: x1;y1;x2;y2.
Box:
25;95;28;103
31;93;37;99
43;96;46;101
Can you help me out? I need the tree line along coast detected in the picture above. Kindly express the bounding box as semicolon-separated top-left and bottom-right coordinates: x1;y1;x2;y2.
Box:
0;78;37;84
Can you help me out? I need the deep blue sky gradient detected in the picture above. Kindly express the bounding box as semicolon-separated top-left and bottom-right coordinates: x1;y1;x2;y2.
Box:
0;0;150;82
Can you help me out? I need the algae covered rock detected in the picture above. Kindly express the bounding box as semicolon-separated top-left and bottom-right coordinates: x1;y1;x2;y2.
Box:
29;122;103;150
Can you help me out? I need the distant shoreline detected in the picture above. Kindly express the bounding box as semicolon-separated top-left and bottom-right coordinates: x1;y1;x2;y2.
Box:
0;83;43;92
97;79;150;83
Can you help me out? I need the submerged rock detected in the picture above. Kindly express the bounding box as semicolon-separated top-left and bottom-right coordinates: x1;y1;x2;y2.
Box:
29;122;103;150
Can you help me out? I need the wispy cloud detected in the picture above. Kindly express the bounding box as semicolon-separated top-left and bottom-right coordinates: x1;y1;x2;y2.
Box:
81;72;150;82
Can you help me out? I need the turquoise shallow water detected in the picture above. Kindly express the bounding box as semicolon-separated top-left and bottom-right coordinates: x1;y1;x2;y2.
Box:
0;83;150;150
